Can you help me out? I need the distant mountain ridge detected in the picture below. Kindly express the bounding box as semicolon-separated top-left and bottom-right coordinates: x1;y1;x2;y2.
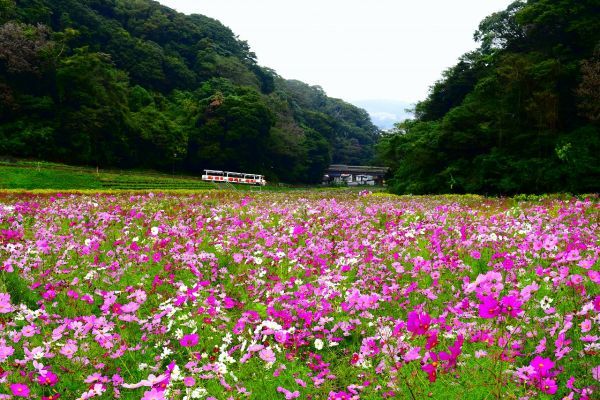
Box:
0;0;380;183
351;99;413;130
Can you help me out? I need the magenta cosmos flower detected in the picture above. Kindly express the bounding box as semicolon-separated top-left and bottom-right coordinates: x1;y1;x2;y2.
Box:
540;378;557;394
407;311;431;335
179;333;199;347
530;356;554;376
422;352;440;382
10;383;30;398
500;295;523;318
478;296;500;319
38;370;59;386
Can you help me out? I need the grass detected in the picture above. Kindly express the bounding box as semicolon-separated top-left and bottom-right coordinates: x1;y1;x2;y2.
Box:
0;161;217;191
0;166;103;190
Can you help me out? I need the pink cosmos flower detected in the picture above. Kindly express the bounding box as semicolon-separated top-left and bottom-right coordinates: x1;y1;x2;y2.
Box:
122;374;167;389
535;338;546;354
21;325;36;337
259;347;276;363
10;383;30;398
328;391;353;400
142;388;166;400
274;330;288;344
292;225;306;236
581;319;591;333
403;346;422;361
470;250;481;259
277;387;300;399
0;340;14;361
60;340;78;358
183;376;195;387
180;334;199;347
0;293;13;313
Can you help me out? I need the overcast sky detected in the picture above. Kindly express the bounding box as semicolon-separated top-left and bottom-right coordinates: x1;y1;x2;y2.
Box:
158;0;513;103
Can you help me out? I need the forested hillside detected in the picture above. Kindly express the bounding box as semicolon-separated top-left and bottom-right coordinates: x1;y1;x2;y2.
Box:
0;0;379;183
378;0;599;194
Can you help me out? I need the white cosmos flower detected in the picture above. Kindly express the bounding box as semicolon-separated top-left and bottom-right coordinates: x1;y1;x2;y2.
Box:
314;339;324;350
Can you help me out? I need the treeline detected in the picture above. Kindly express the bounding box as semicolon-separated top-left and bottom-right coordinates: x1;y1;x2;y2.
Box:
0;0;379;183
378;0;599;194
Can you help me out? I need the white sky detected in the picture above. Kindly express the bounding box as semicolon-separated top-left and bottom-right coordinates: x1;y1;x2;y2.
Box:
158;0;513;103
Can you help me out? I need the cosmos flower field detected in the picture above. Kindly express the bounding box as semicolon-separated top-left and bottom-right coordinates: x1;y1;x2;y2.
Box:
0;191;598;400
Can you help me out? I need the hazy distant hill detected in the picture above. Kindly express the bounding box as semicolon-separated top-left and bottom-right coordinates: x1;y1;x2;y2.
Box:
351;100;414;130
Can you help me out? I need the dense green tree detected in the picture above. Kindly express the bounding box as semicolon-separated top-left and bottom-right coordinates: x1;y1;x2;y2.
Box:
185;87;274;174
1;0;379;182
378;0;599;195
55;48;131;166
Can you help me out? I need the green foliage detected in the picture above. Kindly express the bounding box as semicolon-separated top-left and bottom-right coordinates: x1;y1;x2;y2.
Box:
0;0;379;183
379;0;600;195
185;86;274;174
56;48;131;166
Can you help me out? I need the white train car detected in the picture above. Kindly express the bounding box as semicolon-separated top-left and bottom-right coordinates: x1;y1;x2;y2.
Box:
202;170;266;186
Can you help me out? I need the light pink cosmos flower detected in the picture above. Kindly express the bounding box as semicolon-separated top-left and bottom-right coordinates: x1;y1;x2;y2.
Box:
0;293;13;313
0;339;14;361
277;386;300;399
142;388;165;400
21;325;36;337
122;374;167;389
183;376;195;387
60;340;78;359
259;347;276;363
593;365;600;381
403;346;422;361
581;319;592;333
